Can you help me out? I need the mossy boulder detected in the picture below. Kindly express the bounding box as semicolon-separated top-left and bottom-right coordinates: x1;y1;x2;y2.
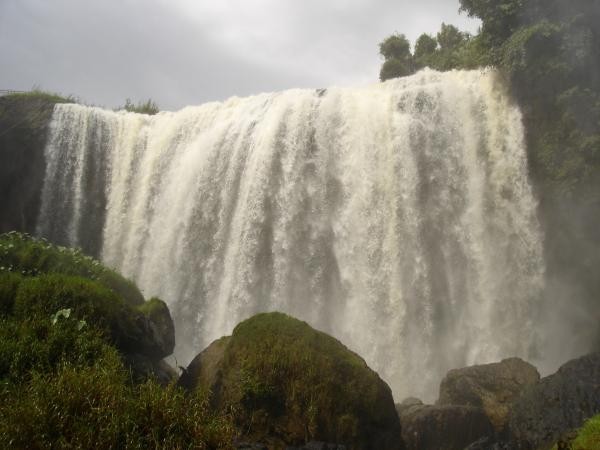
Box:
179;312;403;450
0;233;175;379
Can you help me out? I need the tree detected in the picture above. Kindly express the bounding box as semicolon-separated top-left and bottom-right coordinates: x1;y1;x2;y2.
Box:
414;34;438;59
379;58;414;82
379;34;412;61
378;34;415;81
437;23;467;51
414;33;438;69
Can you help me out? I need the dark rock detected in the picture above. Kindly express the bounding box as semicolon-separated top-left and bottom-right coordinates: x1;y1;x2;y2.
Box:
398;403;494;450
135;297;176;359
287;442;347;450
0;95;56;237
507;352;600;449
124;354;177;385
235;442;268;450
464;437;511;450
396;398;424;418
177;335;230;394
438;357;540;430
179;312;403;450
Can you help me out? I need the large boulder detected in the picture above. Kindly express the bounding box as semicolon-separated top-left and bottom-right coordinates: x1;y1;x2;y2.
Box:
397;402;494;450
438;357;540;430
506;352;600;449
179;312;403;450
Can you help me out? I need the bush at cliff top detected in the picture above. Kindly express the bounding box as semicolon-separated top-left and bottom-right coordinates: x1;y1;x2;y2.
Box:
180;312;403;449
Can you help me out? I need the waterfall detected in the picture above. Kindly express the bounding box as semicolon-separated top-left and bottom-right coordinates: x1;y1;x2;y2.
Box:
37;69;544;401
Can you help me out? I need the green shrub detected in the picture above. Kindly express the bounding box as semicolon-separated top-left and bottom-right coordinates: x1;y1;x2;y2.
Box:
569;414;600;450
0;314;114;383
118;98;160;115
0;232;144;306
0;272;23;315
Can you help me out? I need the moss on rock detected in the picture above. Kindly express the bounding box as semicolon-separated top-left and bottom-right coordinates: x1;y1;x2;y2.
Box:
180;312;403;450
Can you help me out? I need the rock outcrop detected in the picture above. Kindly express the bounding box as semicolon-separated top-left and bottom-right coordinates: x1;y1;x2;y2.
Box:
506;352;600;449
397;398;493;450
438;357;540;430
180;312;403;450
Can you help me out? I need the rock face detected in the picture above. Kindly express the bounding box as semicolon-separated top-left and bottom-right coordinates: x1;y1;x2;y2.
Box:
180;312;403;450
438;357;540;430
397;399;493;450
0;94;58;237
507;352;600;449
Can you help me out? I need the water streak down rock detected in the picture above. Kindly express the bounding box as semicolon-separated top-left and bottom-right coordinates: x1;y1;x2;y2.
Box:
36;69;544;401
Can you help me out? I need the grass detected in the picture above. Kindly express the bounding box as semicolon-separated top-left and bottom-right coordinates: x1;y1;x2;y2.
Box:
118;98;160;115
2;88;77;105
0;337;235;449
551;414;600;450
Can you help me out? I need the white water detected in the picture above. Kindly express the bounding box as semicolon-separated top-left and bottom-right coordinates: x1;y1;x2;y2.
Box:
37;69;544;401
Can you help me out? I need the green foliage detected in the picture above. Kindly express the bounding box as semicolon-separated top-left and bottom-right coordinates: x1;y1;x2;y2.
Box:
2;88;77;105
569;414;600;450
0;351;234;449
0;232;144;306
0;231;175;358
550;414;600;450
379;34;415;81
379;58;414;81
414;34;437;59
0;272;23;315
0;314;113;384
379;33;412;61
0;237;233;448
459;0;524;45
379;23;480;79
119;98;160;115
437;23;467;51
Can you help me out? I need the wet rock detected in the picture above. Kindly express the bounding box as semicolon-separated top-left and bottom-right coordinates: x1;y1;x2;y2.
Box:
399;403;494;450
507;352;600;449
438;357;539;430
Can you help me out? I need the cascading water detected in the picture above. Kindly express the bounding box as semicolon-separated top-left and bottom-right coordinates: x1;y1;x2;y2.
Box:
37;69;544;401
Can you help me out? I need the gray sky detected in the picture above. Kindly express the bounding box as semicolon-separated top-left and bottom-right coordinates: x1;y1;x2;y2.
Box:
0;0;479;110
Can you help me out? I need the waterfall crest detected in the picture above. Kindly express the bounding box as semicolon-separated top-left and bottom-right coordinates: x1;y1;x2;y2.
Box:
37;69;544;401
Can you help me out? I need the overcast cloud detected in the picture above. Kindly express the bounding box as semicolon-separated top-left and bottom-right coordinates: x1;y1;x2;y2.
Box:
0;0;479;110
